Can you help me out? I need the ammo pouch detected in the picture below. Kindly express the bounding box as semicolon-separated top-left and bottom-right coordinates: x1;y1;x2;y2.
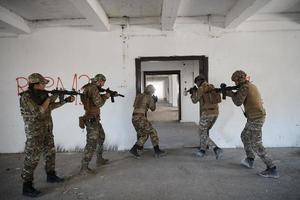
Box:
79;116;86;129
203;91;221;104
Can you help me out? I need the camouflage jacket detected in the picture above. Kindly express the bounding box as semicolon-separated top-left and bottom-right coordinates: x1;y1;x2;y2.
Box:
81;83;107;117
133;93;156;115
20;90;65;135
230;81;266;119
191;81;219;116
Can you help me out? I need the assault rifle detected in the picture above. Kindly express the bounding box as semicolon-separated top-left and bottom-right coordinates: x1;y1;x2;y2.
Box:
184;86;197;96
215;83;240;99
20;88;82;105
152;95;158;103
98;87;125;103
41;88;83;102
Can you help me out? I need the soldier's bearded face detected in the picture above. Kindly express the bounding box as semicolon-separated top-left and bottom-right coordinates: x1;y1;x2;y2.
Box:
98;80;105;87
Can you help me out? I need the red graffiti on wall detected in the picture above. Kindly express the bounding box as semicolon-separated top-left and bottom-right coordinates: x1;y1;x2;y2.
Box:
16;74;91;105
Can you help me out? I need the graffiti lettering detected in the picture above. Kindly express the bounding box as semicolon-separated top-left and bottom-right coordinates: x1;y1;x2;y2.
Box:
16;74;91;105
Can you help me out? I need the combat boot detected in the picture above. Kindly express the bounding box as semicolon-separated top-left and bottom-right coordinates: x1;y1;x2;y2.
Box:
129;144;141;158
153;145;166;158
241;157;254;169
96;155;109;166
47;171;64;183
22;181;41;197
80;163;95;175
213;147;223;160
195;149;205;157
258;166;280;179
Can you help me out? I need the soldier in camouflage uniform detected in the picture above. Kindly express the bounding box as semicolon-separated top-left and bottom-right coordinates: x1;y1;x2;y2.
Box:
20;73;75;197
191;74;223;159
80;74;110;174
129;85;166;158
226;70;279;178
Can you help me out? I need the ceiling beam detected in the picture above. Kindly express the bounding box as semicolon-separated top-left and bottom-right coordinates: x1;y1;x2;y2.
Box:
161;0;181;31
225;0;271;29
69;0;109;31
29;19;89;29
0;5;30;34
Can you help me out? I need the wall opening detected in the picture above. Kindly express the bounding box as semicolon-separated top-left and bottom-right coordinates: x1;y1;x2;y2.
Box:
135;56;209;122
144;72;180;122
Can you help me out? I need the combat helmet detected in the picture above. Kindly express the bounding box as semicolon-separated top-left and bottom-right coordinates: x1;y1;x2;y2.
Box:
91;74;106;82
231;70;247;83
145;84;155;95
28;73;49;84
194;74;206;84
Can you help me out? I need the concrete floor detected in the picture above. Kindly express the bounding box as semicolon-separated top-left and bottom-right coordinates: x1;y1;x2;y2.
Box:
148;101;179;122
0;148;299;200
0;122;299;200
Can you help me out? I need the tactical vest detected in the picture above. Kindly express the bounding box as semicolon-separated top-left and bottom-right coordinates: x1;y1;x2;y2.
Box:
244;82;266;119
133;94;148;114
81;83;100;117
199;82;219;115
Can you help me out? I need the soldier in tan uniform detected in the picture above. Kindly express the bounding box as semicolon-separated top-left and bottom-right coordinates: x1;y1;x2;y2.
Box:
226;70;279;178
20;73;75;197
191;74;223;159
129;85;165;158
80;74;110;174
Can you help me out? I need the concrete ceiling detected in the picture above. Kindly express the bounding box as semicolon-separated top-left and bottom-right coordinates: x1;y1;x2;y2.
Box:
0;0;299;36
99;0;163;18
147;75;171;79
259;0;300;13
0;0;83;20
177;0;239;17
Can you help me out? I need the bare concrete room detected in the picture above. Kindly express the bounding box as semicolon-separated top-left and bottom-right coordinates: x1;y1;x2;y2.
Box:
0;0;299;199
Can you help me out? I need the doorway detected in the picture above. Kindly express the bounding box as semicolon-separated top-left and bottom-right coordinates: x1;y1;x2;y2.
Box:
135;55;209;122
144;71;180;122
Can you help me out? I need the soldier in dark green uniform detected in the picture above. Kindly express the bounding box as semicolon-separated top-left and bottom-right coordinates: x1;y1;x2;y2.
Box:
191;74;223;159
129;85;165;158
226;70;279;178
20;73;75;197
80;74;110;174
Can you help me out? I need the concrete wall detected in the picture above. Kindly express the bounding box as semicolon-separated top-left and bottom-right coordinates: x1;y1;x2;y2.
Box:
0;23;299;152
168;75;173;104
171;74;179;107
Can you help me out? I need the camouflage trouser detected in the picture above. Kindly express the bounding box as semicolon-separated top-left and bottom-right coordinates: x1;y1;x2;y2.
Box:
241;117;274;168
21;123;56;182
132;116;159;147
82;118;105;165
199;114;218;150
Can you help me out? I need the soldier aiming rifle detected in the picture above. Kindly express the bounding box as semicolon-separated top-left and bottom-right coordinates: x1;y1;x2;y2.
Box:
214;83;240;99
98;87;125;102
19;73;75;197
184;85;198;96
34;88;83;103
